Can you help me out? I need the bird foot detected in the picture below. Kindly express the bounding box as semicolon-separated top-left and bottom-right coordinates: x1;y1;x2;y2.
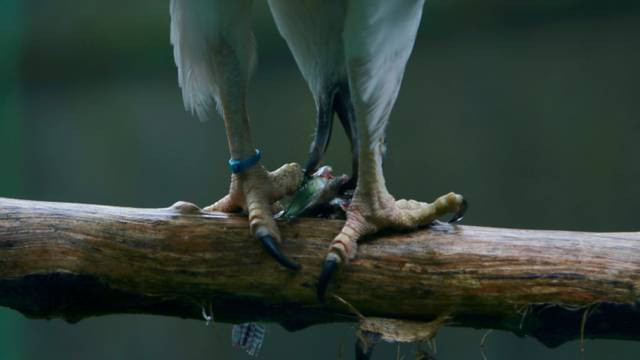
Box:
203;162;304;269
318;190;466;300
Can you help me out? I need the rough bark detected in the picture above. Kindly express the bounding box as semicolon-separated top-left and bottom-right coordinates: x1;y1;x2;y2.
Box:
1;196;639;347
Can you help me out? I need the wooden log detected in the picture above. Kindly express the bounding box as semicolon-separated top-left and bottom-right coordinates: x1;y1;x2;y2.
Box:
1;196;639;347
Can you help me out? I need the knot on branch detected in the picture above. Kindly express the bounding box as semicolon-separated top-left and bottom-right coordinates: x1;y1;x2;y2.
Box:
169;201;202;214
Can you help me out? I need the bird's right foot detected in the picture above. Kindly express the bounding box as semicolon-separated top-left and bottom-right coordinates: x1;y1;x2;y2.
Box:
203;162;304;270
317;190;466;300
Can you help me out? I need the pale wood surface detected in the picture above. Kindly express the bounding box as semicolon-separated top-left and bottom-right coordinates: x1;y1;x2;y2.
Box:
1;196;639;347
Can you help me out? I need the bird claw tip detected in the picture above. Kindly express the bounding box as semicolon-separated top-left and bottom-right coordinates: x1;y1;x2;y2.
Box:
448;198;468;224
259;235;301;271
317;254;340;302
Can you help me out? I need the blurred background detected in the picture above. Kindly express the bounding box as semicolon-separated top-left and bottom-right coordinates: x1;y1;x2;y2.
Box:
1;0;639;359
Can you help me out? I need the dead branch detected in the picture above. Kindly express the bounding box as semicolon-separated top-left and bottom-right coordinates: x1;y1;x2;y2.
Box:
1;196;639;347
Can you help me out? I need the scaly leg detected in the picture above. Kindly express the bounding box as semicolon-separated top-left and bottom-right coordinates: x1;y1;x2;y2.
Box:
171;0;303;269
205;162;303;269
317;0;466;299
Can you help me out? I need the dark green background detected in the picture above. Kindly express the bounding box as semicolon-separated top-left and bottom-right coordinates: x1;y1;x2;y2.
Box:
1;0;639;359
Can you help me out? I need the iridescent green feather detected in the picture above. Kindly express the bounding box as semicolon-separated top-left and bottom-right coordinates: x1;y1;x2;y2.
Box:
279;166;348;219
279;175;330;219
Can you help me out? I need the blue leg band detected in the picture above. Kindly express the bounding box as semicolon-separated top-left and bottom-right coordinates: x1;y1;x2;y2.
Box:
228;149;262;174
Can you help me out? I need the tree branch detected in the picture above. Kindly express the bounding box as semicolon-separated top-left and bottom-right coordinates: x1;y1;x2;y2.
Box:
1;197;639;347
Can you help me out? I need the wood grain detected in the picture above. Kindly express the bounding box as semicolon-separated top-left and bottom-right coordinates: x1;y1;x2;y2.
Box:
1;196;639;347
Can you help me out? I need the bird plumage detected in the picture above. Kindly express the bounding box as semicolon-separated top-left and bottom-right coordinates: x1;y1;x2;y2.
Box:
268;0;360;180
267;0;347;98
170;0;256;120
269;0;424;147
343;0;425;148
170;0;423;149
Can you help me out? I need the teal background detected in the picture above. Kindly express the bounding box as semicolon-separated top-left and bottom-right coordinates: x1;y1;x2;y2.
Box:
1;0;640;359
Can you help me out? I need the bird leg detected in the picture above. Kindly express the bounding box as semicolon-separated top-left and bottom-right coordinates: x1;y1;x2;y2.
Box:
204;162;303;270
170;0;304;270
195;13;302;269
315;0;466;299
317;143;466;299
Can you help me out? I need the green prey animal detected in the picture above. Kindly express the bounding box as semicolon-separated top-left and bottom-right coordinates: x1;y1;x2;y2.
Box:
278;166;350;220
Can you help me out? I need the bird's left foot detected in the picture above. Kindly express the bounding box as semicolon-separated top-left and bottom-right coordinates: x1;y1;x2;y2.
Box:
203;163;304;270
318;190;466;300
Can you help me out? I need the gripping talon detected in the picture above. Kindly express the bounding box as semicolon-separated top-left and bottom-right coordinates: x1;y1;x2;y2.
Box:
448;199;468;224
317;253;340;302
259;235;301;270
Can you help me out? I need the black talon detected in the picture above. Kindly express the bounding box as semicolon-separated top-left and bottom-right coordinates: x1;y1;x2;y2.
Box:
317;254;340;302
304;88;335;178
259;235;301;270
304;81;359;188
333;82;359;191
448;198;468;224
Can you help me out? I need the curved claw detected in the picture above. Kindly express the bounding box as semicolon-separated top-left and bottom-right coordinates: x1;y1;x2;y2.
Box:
448;198;468;224
317;253;340;302
259;235;301;270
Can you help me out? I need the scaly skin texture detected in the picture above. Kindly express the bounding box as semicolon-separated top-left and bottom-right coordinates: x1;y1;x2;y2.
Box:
203;163;303;243
316;143;466;300
329;189;464;264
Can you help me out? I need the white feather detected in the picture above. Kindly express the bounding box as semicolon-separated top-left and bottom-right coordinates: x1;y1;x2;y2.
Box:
268;0;347;98
170;0;255;121
171;0;425;153
269;0;425;148
344;0;425;147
